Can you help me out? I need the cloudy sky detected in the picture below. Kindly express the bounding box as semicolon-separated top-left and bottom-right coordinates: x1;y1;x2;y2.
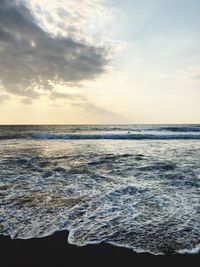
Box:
0;0;200;124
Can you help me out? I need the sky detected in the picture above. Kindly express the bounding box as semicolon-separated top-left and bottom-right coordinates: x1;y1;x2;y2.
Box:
0;0;200;124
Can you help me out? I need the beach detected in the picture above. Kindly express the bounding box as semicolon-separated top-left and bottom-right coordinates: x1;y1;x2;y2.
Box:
0;231;150;266
1;231;199;267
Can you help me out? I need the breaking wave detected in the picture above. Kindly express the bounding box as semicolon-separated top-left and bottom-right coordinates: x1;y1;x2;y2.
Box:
160;126;200;132
32;133;200;140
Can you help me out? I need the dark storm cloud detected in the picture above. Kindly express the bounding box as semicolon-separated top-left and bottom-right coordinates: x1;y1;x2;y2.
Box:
0;0;110;98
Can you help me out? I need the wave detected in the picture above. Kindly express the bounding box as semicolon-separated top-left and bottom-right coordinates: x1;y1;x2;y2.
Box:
1;125;200;141
32;133;200;140
159;126;200;132
1;134;200;255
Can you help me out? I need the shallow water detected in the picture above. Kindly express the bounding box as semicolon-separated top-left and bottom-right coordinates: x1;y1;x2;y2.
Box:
0;125;200;254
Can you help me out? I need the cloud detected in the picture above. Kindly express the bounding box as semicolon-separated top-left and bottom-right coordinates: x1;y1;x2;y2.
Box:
71;100;119;118
27;0;111;42
0;94;10;104
49;90;117;117
50;91;86;101
21;98;33;105
0;0;111;98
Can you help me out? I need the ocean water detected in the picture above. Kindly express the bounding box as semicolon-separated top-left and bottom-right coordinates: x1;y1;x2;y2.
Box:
0;125;200;255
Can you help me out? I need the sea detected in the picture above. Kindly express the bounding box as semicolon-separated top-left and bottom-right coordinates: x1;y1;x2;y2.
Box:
0;124;200;255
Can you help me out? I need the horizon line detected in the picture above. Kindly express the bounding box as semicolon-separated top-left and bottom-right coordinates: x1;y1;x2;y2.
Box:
0;123;200;126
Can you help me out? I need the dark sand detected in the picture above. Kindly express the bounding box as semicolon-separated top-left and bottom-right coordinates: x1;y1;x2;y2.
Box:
0;231;198;267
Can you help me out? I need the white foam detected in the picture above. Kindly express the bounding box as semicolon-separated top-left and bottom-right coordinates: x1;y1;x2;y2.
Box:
178;245;200;255
1;135;200;255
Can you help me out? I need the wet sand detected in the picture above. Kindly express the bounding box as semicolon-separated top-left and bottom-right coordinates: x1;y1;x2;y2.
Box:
0;231;198;267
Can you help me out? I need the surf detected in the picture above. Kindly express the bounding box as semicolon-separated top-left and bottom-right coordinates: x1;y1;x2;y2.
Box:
32;133;200;140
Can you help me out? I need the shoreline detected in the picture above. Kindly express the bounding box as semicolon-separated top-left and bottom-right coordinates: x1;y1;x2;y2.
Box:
1;231;199;267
